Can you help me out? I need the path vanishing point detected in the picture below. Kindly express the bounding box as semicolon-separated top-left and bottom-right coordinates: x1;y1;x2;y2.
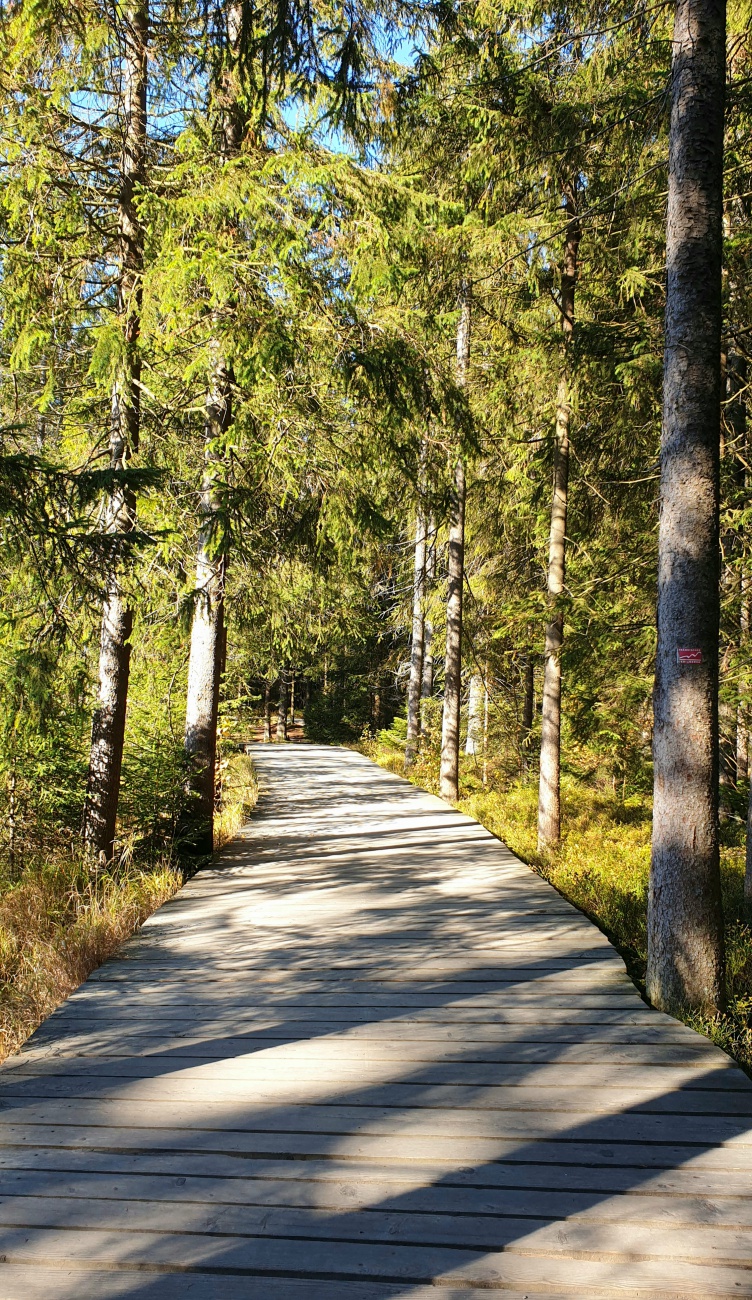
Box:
1;744;752;1298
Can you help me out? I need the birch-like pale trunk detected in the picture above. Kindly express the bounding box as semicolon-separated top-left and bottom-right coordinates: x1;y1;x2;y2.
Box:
82;1;147;861
263;681;272;742
647;0;726;1015
465;672;483;755
440;284;470;802
537;192;580;851
182;4;243;853
183;360;232;851
405;510;427;769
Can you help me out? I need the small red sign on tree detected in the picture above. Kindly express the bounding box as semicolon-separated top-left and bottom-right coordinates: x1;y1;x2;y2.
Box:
677;648;702;664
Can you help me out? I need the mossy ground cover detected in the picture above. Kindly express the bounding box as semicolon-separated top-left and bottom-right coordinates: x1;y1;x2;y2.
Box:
365;732;752;1072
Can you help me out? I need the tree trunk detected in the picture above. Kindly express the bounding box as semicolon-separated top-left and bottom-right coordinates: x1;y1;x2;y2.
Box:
82;0;147;862
482;669;490;787
372;680;382;731
440;282;470;803
263;680;272;742
746;778;752;920
182;4;244;855
183;359;232;854
405;510;427;769
521;652;534;773
538;191;580;851
8;759;17;877
421;518;436;702
738;564;749;784
647;0;726;1016
289;672;296;728
276;671;288;742
465;672;483;755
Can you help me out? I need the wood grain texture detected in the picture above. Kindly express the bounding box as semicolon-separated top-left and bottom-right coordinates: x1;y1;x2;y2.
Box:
1;743;751;1298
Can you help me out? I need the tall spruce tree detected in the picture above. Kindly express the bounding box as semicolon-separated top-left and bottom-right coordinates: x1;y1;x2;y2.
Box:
647;0;727;1014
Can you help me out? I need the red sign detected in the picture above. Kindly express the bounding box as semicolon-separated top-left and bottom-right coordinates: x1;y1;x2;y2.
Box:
677;648;702;665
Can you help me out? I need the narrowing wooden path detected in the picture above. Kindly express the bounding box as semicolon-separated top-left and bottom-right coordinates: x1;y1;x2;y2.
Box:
1;744;752;1299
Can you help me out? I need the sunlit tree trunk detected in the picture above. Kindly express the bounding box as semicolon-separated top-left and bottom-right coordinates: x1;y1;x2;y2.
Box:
83;1;147;862
289;671;296;728
182;3;243;853
263;680;272;742
647;0;726;1015
421;518;436;705
465;672;483;755
405;510;426;769
183;362;232;851
537;188;580;851
440;282;470;802
276;671;288;742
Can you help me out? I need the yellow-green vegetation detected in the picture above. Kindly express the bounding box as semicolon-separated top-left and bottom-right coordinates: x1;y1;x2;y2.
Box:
0;858;177;1062
215;752;259;848
365;736;752;1072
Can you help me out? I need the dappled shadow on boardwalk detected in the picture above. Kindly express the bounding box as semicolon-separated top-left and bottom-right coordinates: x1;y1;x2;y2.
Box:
0;744;751;1298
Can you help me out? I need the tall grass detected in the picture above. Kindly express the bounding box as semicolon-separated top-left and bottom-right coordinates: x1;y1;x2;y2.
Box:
0;857;177;1060
366;735;752;1072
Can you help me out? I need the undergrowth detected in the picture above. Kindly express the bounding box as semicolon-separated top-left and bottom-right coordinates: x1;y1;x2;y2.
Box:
0;751;258;1062
0;858;177;1060
364;731;752;1072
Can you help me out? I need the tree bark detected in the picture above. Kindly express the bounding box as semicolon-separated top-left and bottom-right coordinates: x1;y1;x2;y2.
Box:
276;671;288;742
465;672;483;755
183;359;232;853
647;0;726;1015
405;510;427;769
263;680;272;742
182;3;244;854
746;775;752;920
538;191;580;851
738;569;749;780
440;282;470;803
421;519;436;702
82;0;147;861
521;652;534;773
289;671;296;728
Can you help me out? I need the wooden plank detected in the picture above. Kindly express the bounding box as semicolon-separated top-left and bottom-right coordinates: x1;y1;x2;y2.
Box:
3;1192;752;1263
3;1077;751;1116
3;1224;752;1296
0;1267;516;1300
3;1059;745;1089
1;1122;752;1170
4;1167;752;1227
2;1146;752;1199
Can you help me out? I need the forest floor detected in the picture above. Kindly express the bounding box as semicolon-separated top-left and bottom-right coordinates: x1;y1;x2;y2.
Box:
364;736;752;1074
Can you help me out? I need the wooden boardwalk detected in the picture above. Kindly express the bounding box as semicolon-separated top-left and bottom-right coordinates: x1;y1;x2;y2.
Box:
1;744;752;1299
